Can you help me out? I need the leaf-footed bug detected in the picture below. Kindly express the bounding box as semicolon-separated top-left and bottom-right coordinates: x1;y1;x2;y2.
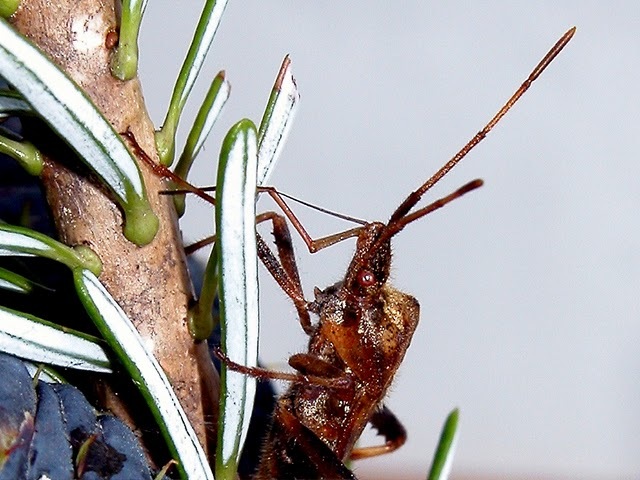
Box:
130;26;575;479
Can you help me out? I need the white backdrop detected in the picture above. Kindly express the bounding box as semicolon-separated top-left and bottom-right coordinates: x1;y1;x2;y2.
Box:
139;3;639;479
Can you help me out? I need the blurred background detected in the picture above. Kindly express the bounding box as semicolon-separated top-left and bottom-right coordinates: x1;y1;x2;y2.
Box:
138;2;639;479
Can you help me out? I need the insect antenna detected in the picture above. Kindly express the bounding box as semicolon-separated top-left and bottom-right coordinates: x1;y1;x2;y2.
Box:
353;27;575;268
165;185;368;226
356;179;483;276
268;189;368;226
388;26;576;226
383;178;483;240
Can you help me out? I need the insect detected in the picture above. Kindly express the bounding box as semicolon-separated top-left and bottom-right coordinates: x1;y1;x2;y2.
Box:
132;27;575;479
214;27;576;479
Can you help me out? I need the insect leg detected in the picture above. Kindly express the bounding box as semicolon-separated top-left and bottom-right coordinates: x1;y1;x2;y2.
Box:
183;189;363;256
288;353;345;379
259;186;364;253
213;347;352;390
348;405;407;461
184;235;215;255
254;210;315;334
122;129;217;205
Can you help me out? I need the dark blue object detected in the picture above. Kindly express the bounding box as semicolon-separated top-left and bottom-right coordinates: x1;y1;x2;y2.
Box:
98;415;152;480
28;381;74;480
0;354;36;480
0;359;165;480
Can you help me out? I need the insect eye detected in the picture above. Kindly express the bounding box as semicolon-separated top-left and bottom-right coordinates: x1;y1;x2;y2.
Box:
357;269;376;287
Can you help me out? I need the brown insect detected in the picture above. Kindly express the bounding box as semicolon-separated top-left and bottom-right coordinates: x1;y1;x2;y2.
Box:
215;27;576;479
131;27;575;479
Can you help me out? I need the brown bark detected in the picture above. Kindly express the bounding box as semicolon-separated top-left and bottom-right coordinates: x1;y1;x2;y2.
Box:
11;0;216;462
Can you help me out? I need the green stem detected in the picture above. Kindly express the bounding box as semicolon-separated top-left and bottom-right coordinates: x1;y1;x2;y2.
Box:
0;134;43;176
0;223;102;275
155;0;229;166
256;55;299;184
0;266;33;294
173;71;229;216
427;408;460;480
0;0;20;18
189;244;218;341
110;0;146;80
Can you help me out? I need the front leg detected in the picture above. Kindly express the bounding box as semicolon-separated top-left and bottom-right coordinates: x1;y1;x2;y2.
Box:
255;211;313;334
349;405;407;460
213;347;352;391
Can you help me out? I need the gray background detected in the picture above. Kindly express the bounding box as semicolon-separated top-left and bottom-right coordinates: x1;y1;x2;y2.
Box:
139;2;639;479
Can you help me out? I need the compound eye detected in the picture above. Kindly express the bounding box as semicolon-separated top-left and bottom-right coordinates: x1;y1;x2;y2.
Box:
357;269;376;287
